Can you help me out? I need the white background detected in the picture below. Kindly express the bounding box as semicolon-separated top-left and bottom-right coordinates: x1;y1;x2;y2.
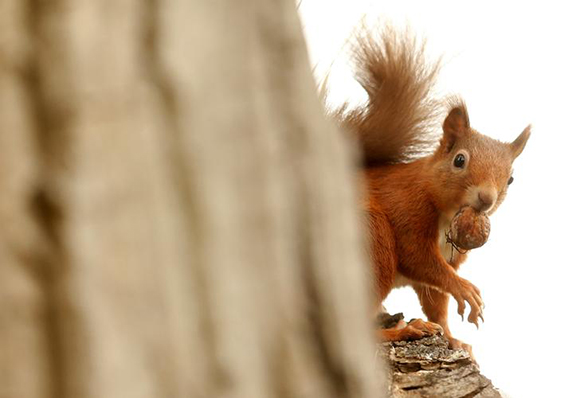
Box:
298;1;580;397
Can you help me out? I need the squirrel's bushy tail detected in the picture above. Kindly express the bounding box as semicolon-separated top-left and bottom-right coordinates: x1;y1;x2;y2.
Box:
336;26;443;165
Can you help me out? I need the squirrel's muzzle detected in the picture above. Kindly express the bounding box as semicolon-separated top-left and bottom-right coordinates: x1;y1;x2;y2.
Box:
475;188;497;212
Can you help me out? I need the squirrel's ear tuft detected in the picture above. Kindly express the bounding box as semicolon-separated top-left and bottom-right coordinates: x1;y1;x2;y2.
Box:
510;125;531;159
441;104;470;151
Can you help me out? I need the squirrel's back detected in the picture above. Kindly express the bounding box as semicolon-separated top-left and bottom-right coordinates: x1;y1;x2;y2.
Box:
335;26;442;165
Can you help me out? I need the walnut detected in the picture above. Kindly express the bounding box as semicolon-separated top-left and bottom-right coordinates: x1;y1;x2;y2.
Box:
448;207;490;250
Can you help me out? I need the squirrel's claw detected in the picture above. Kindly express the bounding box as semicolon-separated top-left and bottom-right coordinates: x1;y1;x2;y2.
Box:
467;308;482;327
456;299;466;321
453;278;483;326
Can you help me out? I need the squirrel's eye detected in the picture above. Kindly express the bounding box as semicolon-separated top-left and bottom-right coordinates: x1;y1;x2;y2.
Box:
508;176;514;185
453;153;466;168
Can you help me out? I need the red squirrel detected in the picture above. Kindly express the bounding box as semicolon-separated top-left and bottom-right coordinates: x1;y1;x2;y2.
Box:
335;27;530;353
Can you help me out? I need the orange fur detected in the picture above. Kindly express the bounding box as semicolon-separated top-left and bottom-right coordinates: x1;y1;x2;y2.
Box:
338;27;531;351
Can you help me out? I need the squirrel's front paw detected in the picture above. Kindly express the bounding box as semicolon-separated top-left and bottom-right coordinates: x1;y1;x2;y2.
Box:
451;278;484;328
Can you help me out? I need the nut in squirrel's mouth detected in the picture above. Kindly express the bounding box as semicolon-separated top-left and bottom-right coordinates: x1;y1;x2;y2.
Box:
460;204;489;215
448;206;491;251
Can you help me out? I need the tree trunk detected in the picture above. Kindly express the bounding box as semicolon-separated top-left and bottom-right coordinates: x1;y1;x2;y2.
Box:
0;1;382;398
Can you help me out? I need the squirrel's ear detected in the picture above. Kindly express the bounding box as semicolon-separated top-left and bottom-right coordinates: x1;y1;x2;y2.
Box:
510;125;531;159
441;105;470;151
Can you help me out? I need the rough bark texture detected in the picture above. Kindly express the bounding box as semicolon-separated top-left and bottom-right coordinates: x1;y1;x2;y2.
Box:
377;316;503;398
0;1;382;398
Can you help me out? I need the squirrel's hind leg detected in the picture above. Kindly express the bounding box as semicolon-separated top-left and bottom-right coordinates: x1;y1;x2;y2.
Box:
413;283;475;358
376;318;443;342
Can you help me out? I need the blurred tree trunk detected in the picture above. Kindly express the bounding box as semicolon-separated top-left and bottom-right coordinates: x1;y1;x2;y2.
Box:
0;1;383;398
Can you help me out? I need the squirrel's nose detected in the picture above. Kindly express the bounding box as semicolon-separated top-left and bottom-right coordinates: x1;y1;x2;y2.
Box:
477;189;497;212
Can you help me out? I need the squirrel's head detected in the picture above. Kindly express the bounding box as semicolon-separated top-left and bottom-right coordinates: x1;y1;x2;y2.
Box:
430;101;530;217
